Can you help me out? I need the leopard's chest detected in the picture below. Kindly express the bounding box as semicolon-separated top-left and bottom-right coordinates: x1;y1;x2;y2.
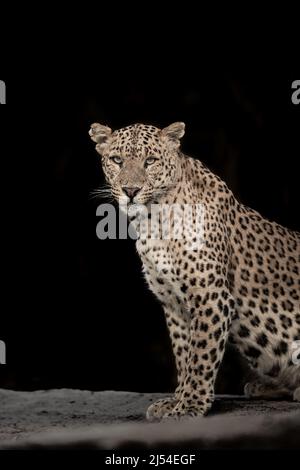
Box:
137;239;174;277
136;239;182;300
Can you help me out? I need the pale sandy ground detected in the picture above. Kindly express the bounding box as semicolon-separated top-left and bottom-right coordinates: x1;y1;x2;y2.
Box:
0;389;299;449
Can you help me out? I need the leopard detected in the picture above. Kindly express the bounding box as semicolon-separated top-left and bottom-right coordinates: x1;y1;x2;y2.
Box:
89;121;300;420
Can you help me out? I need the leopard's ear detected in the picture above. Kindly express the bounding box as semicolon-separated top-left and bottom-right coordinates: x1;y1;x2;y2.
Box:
161;122;185;140
160;122;185;149
89;123;112;154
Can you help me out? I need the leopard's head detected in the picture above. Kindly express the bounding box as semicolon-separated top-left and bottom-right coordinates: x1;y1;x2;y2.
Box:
89;122;185;206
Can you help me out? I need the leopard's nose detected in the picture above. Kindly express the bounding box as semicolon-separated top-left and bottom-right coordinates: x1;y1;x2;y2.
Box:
122;187;141;200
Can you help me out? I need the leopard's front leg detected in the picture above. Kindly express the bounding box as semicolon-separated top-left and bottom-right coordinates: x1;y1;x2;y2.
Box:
163;281;234;420
146;306;189;421
165;307;190;400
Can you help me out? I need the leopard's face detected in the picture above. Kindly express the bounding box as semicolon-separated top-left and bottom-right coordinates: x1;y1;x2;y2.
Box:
89;122;185;206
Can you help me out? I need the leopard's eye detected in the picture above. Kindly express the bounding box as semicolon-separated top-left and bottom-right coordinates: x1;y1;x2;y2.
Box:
145;157;158;167
110;156;123;165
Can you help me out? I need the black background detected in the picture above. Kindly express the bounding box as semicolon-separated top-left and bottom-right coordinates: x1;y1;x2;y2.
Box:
0;37;300;394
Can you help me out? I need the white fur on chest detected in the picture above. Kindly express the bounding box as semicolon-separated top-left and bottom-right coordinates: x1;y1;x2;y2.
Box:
137;239;190;320
137;239;174;276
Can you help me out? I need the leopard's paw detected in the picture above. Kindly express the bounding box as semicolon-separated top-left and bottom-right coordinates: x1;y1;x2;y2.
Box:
244;380;291;399
244;380;264;398
146;397;178;422
162;399;210;421
293;387;300;402
162;406;205;421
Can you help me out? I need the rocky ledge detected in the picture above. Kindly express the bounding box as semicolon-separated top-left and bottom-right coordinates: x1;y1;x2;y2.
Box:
0;389;299;449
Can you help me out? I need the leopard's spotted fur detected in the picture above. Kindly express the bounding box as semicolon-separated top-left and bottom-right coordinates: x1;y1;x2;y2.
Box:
89;121;300;420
